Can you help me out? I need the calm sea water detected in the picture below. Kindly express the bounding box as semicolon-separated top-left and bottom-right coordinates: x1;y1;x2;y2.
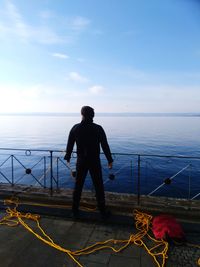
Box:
0;114;200;198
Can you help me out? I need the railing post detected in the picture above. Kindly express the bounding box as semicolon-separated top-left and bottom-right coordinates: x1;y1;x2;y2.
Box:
137;155;141;205
130;159;134;194
11;155;14;186
44;156;46;188
50;150;53;195
188;164;191;200
56;157;59;190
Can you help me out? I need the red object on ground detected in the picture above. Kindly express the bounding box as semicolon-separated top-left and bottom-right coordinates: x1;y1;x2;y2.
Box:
152;214;185;240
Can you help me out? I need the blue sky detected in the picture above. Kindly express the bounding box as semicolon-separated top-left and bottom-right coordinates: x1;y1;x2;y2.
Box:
0;0;200;113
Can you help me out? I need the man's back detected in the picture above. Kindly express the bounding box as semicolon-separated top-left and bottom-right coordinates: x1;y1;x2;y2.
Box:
71;120;103;159
65;120;113;163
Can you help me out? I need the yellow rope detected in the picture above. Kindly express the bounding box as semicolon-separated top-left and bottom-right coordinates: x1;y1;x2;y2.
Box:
0;205;82;266
0;198;170;267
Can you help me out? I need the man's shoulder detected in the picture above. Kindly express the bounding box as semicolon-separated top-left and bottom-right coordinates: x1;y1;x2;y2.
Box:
92;123;106;135
73;122;81;127
71;121;104;132
71;123;81;131
92;122;103;130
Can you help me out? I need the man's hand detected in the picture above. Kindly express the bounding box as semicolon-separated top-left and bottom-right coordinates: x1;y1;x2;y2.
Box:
108;162;113;169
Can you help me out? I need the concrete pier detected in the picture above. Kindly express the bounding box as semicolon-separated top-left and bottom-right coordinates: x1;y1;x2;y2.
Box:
0;184;199;267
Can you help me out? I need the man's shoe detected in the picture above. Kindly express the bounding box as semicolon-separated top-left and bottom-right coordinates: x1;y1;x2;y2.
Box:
101;210;111;220
71;210;80;220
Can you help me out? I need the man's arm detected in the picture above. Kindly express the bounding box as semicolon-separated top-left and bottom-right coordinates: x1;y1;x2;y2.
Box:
99;127;113;165
64;128;75;162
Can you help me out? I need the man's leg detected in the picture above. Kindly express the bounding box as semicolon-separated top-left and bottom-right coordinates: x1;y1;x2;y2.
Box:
89;162;106;214
72;161;88;214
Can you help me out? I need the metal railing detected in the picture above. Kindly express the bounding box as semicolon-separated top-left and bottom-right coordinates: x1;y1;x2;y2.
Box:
0;147;200;203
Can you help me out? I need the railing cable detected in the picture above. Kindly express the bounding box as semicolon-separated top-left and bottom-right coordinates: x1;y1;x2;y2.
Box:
148;164;191;196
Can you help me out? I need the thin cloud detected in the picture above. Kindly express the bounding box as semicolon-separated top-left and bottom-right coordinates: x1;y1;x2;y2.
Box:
0;1;89;45
39;10;55;20
0;1;66;44
67;72;89;83
32;26;68;44
69;16;90;31
89;85;105;95
0;83;42;112
52;53;69;59
5;0;30;40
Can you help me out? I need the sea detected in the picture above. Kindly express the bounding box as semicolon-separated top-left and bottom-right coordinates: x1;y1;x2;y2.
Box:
0;113;200;199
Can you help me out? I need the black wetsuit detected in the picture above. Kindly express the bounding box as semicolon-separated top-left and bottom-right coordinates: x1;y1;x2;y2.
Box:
64;119;113;213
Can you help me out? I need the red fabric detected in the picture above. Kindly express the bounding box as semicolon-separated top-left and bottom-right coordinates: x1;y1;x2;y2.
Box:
152;214;185;240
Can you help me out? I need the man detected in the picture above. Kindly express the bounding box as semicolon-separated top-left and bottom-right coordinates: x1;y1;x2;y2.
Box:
64;106;113;219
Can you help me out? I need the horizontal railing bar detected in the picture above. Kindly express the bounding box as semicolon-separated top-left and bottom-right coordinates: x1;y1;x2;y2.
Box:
0;147;65;153
0;147;200;160
112;153;200;159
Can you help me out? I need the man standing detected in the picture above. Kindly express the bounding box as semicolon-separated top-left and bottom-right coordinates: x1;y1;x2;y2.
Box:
64;106;113;219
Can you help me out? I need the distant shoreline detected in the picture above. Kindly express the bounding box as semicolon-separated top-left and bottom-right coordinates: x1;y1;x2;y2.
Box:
0;112;200;117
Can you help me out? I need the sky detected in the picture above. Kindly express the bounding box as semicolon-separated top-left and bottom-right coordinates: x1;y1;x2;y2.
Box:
0;0;200;113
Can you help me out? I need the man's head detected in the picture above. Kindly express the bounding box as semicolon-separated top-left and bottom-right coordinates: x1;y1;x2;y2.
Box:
81;106;95;120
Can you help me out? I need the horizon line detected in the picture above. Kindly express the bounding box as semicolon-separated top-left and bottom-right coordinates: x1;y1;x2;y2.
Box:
0;112;200;117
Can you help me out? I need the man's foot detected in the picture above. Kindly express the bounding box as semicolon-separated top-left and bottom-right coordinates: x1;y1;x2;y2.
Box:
71;209;80;220
101;209;111;220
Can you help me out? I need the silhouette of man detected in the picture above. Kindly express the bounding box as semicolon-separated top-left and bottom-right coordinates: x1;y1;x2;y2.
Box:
64;106;113;219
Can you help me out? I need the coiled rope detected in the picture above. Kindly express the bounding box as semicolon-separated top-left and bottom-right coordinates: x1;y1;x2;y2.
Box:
0;197;176;267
